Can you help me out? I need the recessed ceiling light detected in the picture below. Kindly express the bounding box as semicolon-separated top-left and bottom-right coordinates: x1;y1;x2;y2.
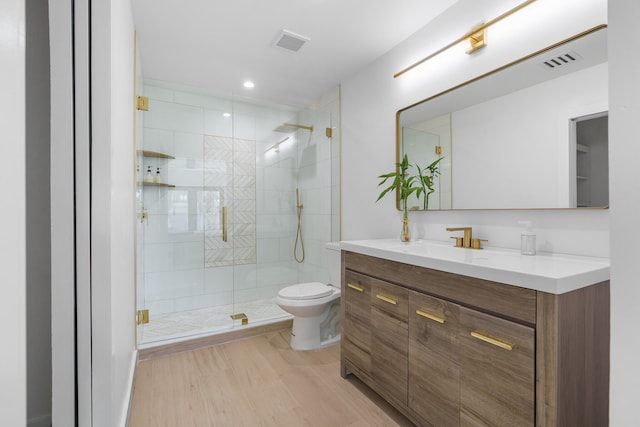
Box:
243;81;255;89
223;112;231;117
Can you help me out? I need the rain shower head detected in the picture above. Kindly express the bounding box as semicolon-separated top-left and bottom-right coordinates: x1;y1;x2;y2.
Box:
273;122;314;133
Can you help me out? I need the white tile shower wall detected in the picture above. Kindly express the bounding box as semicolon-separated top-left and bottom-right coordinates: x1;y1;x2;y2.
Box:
203;135;257;267
144;84;174;103
143;128;174;156
145;269;205;301
143;243;174;273
144;214;202;244
232;138;257;265
144;83;209;313
144;100;203;135
202;184;233;267
203;109;233;137
205;266;234;293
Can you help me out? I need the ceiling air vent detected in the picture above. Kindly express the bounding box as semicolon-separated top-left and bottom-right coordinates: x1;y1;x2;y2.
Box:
541;51;582;69
273;30;310;53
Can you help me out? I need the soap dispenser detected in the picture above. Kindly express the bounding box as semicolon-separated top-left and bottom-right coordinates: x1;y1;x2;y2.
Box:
144;165;153;183
518;221;536;255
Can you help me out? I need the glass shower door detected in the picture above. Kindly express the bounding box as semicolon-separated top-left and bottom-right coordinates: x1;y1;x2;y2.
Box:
135;80;335;345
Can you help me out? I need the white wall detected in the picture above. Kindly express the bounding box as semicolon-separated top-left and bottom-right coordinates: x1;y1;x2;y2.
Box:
0;0;26;424
92;0;137;425
341;0;609;258
609;2;640;425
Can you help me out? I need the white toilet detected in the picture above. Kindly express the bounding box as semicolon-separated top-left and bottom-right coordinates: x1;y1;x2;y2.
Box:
276;242;341;351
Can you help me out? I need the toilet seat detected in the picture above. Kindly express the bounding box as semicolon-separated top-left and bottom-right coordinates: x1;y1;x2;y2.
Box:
278;282;333;300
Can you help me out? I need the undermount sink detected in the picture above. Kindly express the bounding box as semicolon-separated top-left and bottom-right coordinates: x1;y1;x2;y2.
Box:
339;239;609;295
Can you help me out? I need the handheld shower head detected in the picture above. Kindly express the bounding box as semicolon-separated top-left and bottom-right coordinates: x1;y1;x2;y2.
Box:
296;188;303;209
294;188;305;263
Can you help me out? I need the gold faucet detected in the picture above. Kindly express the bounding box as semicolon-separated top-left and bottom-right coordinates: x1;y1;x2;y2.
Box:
446;227;473;248
446;227;488;249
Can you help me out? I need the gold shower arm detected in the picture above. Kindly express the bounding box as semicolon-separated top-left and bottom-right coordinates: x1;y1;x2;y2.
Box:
283;122;314;132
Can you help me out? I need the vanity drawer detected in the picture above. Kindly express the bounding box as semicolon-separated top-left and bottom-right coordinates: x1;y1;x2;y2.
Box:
459;307;535;426
371;280;409;322
344;271;371;322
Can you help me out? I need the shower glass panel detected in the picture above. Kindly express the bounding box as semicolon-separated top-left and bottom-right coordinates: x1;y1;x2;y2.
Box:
136;80;334;345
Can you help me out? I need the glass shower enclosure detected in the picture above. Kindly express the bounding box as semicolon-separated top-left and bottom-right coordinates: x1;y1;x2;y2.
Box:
135;80;335;346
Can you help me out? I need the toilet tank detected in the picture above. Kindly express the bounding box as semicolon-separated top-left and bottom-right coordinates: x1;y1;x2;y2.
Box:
325;242;341;287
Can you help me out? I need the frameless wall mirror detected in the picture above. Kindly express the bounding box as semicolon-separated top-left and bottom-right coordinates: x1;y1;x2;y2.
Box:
396;25;608;210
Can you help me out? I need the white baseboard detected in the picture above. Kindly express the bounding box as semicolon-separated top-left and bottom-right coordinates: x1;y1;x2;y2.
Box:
118;349;138;427
28;414;52;427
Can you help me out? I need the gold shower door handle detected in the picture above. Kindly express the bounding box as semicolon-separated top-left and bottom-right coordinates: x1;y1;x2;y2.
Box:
222;206;228;242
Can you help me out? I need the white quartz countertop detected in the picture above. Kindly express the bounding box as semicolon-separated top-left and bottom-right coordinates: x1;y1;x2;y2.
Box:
340;239;610;295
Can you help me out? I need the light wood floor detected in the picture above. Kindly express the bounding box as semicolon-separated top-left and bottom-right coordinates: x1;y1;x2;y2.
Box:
128;330;414;426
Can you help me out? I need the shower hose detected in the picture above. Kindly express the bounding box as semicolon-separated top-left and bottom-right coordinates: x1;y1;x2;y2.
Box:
294;188;305;263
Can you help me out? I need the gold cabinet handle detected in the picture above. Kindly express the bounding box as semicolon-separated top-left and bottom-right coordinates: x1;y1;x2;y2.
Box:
416;309;445;324
222;206;228;242
470;331;514;351
376;294;397;305
347;283;364;292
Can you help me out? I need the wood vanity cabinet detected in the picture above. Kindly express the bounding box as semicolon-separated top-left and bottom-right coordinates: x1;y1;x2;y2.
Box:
340;251;609;427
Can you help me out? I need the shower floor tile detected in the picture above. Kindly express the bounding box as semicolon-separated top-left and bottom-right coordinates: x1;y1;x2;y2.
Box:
140;298;291;344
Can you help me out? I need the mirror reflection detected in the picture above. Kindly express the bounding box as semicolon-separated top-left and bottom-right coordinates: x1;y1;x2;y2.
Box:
402;114;452;210
397;26;608;210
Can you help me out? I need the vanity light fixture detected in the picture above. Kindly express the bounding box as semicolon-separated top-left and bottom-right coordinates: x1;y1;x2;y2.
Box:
393;0;537;78
465;24;487;54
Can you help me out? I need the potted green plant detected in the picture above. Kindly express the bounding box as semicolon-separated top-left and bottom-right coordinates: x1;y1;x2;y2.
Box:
415;157;444;210
376;154;420;242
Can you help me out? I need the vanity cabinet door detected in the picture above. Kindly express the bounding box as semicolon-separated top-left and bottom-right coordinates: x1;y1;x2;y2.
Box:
371;280;409;407
408;291;460;427
459;307;535;427
343;271;372;380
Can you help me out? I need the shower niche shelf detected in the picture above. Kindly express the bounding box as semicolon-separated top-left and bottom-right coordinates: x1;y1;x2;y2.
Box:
143;182;175;188
140;149;175;159
140;150;175;187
